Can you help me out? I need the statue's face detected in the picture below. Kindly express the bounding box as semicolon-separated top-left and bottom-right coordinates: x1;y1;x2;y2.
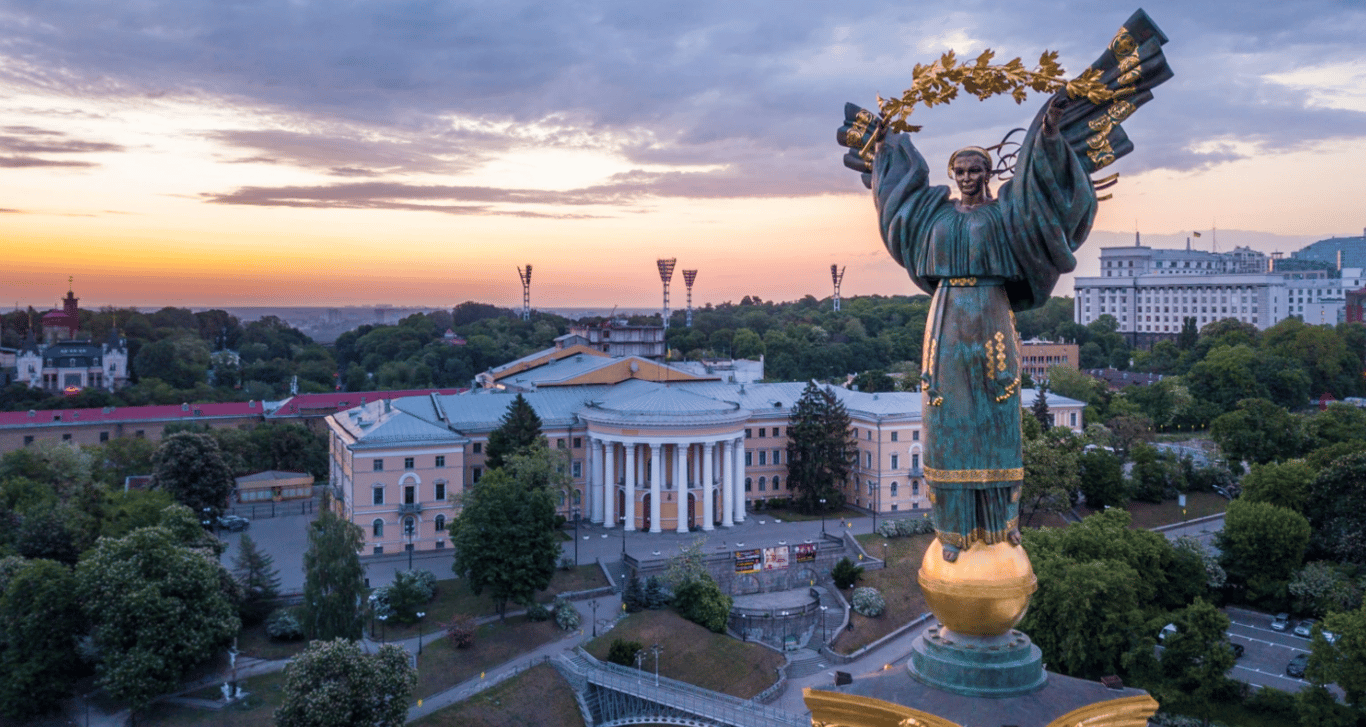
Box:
951;153;990;198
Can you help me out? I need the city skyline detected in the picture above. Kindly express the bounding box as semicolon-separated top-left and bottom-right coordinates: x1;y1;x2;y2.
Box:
1;1;1363;308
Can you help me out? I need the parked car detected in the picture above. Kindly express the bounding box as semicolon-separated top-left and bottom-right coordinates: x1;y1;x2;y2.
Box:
1286;653;1309;678
1294;618;1317;638
217;515;250;532
1270;613;1291;632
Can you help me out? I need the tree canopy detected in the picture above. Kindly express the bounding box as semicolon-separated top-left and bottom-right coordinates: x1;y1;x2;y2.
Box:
450;467;559;619
302;500;367;641
274;639;416;727
150;432;236;513
785;382;856;514
484;393;544;470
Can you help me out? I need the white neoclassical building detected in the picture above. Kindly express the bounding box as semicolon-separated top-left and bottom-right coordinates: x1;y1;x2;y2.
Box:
326;352;1086;555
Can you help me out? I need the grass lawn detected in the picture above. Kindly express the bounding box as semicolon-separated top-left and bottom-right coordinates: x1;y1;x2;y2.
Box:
757;506;865;524
1077;491;1228;530
234;621;311;661
833;533;934;654
583;609;785;699
412;663;585;727
136;671;287;727
414;615;569;698
379;565;607;641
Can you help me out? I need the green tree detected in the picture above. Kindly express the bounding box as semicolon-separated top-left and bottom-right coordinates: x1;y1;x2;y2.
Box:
484;393;544;470
851;369;895;393
1031;385;1052;431
100;489;175;538
1160;598;1236;717
0;558;82;720
1304;451;1366;564
1312;605;1366;709
302;501;367;640
150;432;236;513
1020;429;1080;526
1240;459;1315;513
672;576;733;632
1219;499;1311;606
1078;448;1126;510
132;334;212;389
233;533;281;625
731;328;765;359
786;382;856;514
274;639;416;727
1210;398;1303;466
450;468;558;620
77;526;239;712
1020;554;1141;679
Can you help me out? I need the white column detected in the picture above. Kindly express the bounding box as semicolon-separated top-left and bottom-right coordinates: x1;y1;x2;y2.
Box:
603;440;615;529
592;439;605;524
702;441;715;531
623;442;636;531
722;440;735;527
649;444;663;533
734;437;746;522
674;444;688;533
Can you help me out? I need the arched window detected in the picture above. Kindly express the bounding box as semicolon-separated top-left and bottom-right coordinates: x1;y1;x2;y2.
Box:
758;476;767;491
558;490;567;506
572;489;582;505
745;477;752;492
435;514;446;532
772;475;781;490
403;517;415;536
372;519;384;538
890;482;898;497
912;480;920;495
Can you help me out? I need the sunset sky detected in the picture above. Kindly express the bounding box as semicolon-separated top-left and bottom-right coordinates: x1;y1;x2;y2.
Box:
1;0;1364;310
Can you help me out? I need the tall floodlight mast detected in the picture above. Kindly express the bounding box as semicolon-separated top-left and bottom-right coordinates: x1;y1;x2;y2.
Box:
517;265;533;321
831;265;846;312
657;258;677;329
682;270;698;328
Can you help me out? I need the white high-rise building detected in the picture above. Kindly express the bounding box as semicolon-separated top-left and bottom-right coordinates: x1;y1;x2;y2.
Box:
1073;238;1363;347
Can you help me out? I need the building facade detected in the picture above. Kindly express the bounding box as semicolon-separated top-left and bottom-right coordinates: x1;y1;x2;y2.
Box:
1073;240;1366;347
1019;340;1080;384
325;367;1085;556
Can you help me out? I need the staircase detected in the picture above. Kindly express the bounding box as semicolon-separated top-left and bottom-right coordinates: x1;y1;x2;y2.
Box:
785;648;828;679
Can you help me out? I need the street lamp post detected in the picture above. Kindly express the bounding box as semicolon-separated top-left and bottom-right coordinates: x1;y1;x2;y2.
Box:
405;518;415;570
650;643;663;686
819;497;827;536
572;507;581;566
621;512;628;556
415;609;426;655
590;599;600;637
820;605;829;644
872;483;880;534
378;614;387;645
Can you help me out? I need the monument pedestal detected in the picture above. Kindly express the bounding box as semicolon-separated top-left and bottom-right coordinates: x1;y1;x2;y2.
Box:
908;626;1046;697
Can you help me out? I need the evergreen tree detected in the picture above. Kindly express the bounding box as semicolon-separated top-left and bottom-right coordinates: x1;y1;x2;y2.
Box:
233;533;282;624
786;382;856;514
302;495;367;640
484;393;544;470
1031;385;1052;432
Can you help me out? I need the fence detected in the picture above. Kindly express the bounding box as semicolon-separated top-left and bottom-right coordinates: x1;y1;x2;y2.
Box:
224;498;316;519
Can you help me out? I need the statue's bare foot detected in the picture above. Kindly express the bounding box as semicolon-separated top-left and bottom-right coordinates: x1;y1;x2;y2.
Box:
941;544;960;562
1007;529;1022;546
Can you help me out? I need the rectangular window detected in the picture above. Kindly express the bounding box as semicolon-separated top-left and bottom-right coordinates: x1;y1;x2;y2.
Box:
99;431;109;442
473;442;482;454
62;434;71;441
472;467;483;483
865;452;872;468
912;453;920;470
573;437;582;448
435;482;446;501
758;428;766;437
23;436;33;446
135;430;145;438
435;455;445;468
745;451;753;466
774;427;781;437
758;451;767;466
744;429;751;439
891;454;899;470
572;460;583;478
557;438;565;449
436;540;445;549
374;546;383;555
912;430;919;441
866;430;872;440
373;459;384;472
891;431;898;442
373;488;384;505
772;450;781;465
404;457;414;470
1070;412;1078;427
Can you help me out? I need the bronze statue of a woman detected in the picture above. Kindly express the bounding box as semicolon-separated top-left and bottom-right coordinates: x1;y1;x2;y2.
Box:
838;11;1172;566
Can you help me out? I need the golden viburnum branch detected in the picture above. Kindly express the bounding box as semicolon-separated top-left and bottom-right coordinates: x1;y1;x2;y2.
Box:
876;49;1115;135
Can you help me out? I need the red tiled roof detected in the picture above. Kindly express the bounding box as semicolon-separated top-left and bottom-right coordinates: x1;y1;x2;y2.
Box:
0;401;268;428
266;388;466;418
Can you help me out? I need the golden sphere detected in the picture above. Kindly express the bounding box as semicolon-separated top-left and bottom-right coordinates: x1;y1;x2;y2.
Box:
917;537;1037;636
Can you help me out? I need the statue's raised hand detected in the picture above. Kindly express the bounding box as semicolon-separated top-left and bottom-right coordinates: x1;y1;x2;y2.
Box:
837;103;885;188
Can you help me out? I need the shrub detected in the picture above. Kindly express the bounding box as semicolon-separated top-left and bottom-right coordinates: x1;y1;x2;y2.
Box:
526;602;551;622
898;517;934;536
266;608;304;641
386;571;431;624
553;598;580;631
559;556;575;571
852;587;885;617
832;557;864;589
447;614;476;649
408;570;437;600
644;576;669;609
673;576;733;633
607;638;643;667
877;520;899;538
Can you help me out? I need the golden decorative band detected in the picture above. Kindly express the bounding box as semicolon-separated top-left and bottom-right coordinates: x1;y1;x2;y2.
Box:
919;569;1037;599
924;466;1024;483
947;276;977;286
